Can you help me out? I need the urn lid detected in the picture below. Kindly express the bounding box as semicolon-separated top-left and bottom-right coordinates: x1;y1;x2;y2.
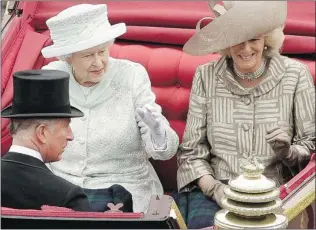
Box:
228;155;276;193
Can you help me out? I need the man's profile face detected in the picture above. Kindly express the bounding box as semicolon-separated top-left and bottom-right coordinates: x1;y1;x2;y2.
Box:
44;118;73;162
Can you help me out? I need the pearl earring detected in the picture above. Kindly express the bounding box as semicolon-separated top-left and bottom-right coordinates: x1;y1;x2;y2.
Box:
72;66;76;77
264;46;268;50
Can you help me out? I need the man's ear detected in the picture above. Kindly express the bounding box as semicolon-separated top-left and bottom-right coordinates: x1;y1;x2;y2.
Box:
35;124;48;144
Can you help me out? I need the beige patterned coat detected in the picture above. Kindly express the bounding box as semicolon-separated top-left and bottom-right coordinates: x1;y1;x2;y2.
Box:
177;55;315;192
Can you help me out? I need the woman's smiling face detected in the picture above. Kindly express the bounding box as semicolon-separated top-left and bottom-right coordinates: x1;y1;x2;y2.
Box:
229;36;265;73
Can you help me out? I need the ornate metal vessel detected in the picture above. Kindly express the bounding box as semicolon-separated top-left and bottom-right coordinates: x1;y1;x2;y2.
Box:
214;155;288;229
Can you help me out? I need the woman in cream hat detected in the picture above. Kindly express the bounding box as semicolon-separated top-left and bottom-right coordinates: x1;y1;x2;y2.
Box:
176;1;315;228
41;4;179;213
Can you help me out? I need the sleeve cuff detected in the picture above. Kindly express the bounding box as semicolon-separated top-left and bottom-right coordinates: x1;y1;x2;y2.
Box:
283;145;310;167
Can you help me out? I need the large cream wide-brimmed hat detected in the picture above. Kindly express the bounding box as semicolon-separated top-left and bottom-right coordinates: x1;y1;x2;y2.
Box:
183;1;287;56
41;4;126;58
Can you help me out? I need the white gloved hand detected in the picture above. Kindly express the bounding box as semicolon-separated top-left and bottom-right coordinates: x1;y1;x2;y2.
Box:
136;105;166;147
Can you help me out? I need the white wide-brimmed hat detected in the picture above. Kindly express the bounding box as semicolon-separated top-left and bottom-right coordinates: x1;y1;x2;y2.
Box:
183;1;287;56
41;4;126;58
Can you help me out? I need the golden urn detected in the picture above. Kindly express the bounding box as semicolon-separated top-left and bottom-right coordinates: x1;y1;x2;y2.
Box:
214;155;288;229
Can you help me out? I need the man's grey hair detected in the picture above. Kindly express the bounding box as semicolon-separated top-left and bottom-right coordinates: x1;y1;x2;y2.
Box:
57;39;115;61
9;118;56;136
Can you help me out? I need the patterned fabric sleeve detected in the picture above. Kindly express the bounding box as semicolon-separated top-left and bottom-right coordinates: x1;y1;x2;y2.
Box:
177;66;215;192
290;63;316;167
132;63;179;160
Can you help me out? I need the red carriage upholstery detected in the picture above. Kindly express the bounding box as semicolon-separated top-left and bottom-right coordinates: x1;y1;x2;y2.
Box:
1;0;315;194
1;1;315;228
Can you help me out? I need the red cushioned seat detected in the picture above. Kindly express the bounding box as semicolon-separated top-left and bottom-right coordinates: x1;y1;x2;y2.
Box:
1;2;315;228
1;0;315;194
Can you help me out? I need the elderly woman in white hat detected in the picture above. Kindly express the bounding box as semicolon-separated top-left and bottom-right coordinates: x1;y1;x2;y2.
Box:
175;1;315;228
40;4;179;213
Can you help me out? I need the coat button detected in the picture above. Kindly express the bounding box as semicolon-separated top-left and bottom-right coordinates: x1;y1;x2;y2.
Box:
244;97;251;105
78;138;85;144
242;124;250;131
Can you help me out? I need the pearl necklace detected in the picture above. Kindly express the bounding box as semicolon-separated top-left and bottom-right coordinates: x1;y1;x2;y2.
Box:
233;58;267;81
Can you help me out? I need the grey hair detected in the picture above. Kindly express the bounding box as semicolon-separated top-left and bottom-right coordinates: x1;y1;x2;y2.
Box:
9;118;56;136
57;39;116;61
219;27;285;58
57;53;72;61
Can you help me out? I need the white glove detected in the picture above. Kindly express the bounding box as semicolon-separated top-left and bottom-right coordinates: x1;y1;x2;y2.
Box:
136;104;166;147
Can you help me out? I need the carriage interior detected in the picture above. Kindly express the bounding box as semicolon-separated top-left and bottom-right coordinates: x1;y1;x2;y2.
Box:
1;1;315;229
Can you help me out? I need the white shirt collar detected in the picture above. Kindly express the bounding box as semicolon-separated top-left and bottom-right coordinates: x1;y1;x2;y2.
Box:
9;145;43;162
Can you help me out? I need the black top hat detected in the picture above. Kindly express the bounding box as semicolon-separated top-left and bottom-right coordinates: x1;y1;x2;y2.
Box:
1;70;84;118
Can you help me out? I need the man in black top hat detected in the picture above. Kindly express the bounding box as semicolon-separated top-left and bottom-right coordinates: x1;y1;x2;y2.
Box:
1;70;91;211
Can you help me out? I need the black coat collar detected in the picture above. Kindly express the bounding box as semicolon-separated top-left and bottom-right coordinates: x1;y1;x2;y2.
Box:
2;152;50;172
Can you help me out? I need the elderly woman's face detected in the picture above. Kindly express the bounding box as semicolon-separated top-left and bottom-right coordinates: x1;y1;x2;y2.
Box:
229;36;265;73
67;43;110;86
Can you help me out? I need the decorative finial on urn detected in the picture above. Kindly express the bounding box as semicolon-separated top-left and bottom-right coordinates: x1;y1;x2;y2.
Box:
240;154;265;179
